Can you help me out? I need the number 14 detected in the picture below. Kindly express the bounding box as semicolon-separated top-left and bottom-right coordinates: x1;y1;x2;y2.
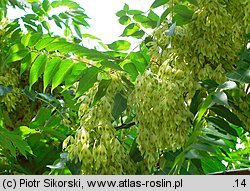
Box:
235;179;246;187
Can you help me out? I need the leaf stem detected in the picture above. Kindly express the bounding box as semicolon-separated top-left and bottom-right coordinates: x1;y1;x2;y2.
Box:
115;121;135;130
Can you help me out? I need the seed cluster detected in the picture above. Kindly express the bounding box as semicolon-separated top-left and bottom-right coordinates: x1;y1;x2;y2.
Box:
0;68;21;112
63;72;136;174
0;68;34;128
130;0;247;170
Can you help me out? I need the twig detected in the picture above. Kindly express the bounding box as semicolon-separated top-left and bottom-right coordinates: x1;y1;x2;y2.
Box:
115;121;135;130
34;94;64;119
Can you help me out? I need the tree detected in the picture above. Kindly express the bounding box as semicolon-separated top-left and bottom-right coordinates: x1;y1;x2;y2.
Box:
0;0;249;175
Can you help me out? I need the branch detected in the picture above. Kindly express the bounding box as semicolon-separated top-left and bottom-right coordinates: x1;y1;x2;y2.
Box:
115;121;135;130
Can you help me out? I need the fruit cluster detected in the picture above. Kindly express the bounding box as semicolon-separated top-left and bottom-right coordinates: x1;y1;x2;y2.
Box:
63;72;136;174
0;68;21;112
0;68;34;128
130;0;247;170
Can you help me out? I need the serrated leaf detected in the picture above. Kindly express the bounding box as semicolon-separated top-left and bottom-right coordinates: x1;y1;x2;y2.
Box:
29;54;47;89
201;157;226;174
6;43;26;59
46;41;111;60
11;137;33;158
43;57;61;92
227;69;250;83
76;67;99;98
46;41;81;53
112;92;127;119
51;59;74;91
65;62;87;89
92;79;112;106
5;50;29;65
203;125;233;141
21;33;32;47
28;32;43;47
30;107;51;128
123;62;138;81
0;132;16;158
35;36;55;50
128;52;148;74
209;105;242;126
151;0;170;8
20;52;38;75
212;91;228;106
45;41;70;52
206;116;238;137
107;40;131;51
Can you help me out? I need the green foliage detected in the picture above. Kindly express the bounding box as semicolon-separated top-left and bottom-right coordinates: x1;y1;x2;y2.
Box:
0;0;249;175
112;92;127;120
107;40;131;51
151;0;170;9
29;54;47;89
75;67;99;98
92;79;112;106
227;50;250;83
